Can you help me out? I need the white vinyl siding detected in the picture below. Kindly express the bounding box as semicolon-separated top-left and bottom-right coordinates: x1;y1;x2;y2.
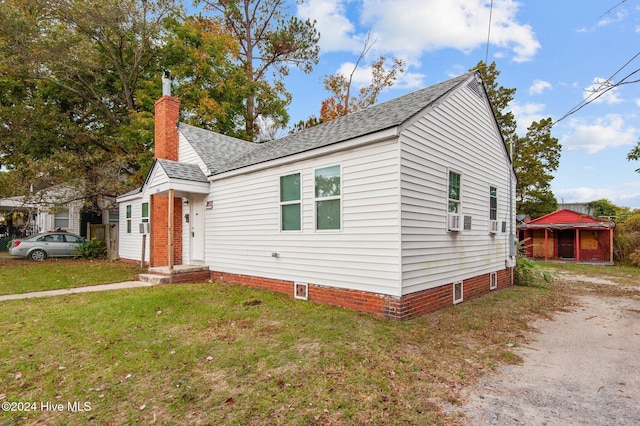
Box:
206;139;402;296
400;83;514;295
178;131;210;175
118;196;150;262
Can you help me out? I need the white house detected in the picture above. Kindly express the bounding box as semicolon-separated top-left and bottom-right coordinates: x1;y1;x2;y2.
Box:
117;71;517;320
0;186;85;237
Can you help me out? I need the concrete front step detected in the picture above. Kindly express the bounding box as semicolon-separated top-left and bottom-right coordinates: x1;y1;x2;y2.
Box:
138;274;172;284
138;265;211;284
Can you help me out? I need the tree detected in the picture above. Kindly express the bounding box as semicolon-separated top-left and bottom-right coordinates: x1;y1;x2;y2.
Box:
588;199;621;218
627;139;640;172
161;15;251;139
0;1;252;205
472;61;561;218
0;0;184;204
320;33;405;122
199;0;320;140
472;61;518;152
514;118;561;217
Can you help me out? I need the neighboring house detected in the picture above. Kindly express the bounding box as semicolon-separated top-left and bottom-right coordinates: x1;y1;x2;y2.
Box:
0;186;117;238
519;209;614;264
0;187;84;238
117;71;517;320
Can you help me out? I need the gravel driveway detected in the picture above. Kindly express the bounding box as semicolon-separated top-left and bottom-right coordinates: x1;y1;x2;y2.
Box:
446;290;640;425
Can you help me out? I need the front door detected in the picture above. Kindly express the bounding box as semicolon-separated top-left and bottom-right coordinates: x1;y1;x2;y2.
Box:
190;197;205;263
558;230;575;259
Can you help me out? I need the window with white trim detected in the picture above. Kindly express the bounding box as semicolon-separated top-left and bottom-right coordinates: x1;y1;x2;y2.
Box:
126;205;132;234
142;202;149;223
315;165;341;230
54;210;69;229
448;171;461;213
489;186;497;221
280;173;301;231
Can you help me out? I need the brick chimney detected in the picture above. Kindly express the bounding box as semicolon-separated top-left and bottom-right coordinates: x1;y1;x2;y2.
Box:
154;71;180;160
150;71;182;268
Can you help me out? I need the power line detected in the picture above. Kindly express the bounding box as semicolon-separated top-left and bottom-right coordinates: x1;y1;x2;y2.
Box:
599;0;628;19
485;0;494;64
553;49;640;125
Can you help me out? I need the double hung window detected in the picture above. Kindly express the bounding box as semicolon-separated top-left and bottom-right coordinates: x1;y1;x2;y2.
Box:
280;173;301;231
315;165;341;230
448;171;461;213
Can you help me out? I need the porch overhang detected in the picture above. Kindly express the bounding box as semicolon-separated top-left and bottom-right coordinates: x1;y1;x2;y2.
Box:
147;178;209;197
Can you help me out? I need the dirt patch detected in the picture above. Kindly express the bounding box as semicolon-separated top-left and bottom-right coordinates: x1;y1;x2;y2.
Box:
445;295;640;425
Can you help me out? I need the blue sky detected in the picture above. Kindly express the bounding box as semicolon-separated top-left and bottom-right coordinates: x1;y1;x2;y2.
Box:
257;0;640;209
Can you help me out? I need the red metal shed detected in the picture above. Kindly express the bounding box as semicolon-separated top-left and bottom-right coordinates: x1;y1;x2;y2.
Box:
518;209;614;264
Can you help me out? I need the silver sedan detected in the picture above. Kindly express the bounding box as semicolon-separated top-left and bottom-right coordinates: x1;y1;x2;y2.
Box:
8;232;86;261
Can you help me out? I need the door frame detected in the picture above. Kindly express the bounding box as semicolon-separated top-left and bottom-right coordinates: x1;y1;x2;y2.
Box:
189;196;206;264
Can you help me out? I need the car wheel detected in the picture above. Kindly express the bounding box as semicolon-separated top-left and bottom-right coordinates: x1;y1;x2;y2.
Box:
29;249;47;261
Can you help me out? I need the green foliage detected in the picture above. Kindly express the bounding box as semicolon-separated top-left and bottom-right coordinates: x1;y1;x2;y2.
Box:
614;211;640;262
75;238;107;259
5;239;12;251
627;139;640;172
200;0;320;140
514;257;553;287
515;118;561;218
472;62;561;219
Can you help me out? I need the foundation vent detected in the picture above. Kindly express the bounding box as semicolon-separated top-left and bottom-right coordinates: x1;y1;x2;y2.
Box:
294;282;308;300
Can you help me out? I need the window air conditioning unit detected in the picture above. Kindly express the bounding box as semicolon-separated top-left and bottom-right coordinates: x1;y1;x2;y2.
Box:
448;213;462;232
139;222;150;234
490;220;500;234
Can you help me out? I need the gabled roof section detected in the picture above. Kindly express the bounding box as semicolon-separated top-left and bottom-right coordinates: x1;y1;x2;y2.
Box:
519;209;615;229
156;159;208;183
178;72;475;176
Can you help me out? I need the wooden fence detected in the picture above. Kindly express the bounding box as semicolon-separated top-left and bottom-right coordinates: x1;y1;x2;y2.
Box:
87;224;119;260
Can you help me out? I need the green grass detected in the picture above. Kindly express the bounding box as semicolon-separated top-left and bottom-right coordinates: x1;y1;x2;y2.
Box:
0;253;144;295
0;275;571;425
2;259;636;424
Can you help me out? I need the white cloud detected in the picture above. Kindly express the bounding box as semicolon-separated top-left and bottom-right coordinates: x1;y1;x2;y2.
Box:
554;183;640;209
561;114;638;154
583;77;624;105
597;10;627;27
555;187;615;203
529;79;552;95
297;0;360;52
508;101;546;134
300;0;540;62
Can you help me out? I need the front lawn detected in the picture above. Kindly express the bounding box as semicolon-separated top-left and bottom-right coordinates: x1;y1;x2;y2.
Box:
0;276;570;425
0;253;144;295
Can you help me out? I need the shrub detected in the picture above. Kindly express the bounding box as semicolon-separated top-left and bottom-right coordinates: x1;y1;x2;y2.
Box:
76;238;107;259
514;257;553;287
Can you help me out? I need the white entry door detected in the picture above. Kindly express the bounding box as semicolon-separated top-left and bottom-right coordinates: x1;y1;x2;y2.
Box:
190;197;205;263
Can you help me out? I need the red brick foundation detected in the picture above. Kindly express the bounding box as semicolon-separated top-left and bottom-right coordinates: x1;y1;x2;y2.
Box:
210;269;513;320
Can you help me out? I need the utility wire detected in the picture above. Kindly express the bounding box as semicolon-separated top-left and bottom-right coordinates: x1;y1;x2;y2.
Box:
553;49;640;125
599;0;628;18
485;0;494;64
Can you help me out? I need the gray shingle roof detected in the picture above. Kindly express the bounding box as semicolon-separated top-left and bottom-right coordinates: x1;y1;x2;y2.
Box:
180;72;474;176
157;159;208;183
178;123;255;174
